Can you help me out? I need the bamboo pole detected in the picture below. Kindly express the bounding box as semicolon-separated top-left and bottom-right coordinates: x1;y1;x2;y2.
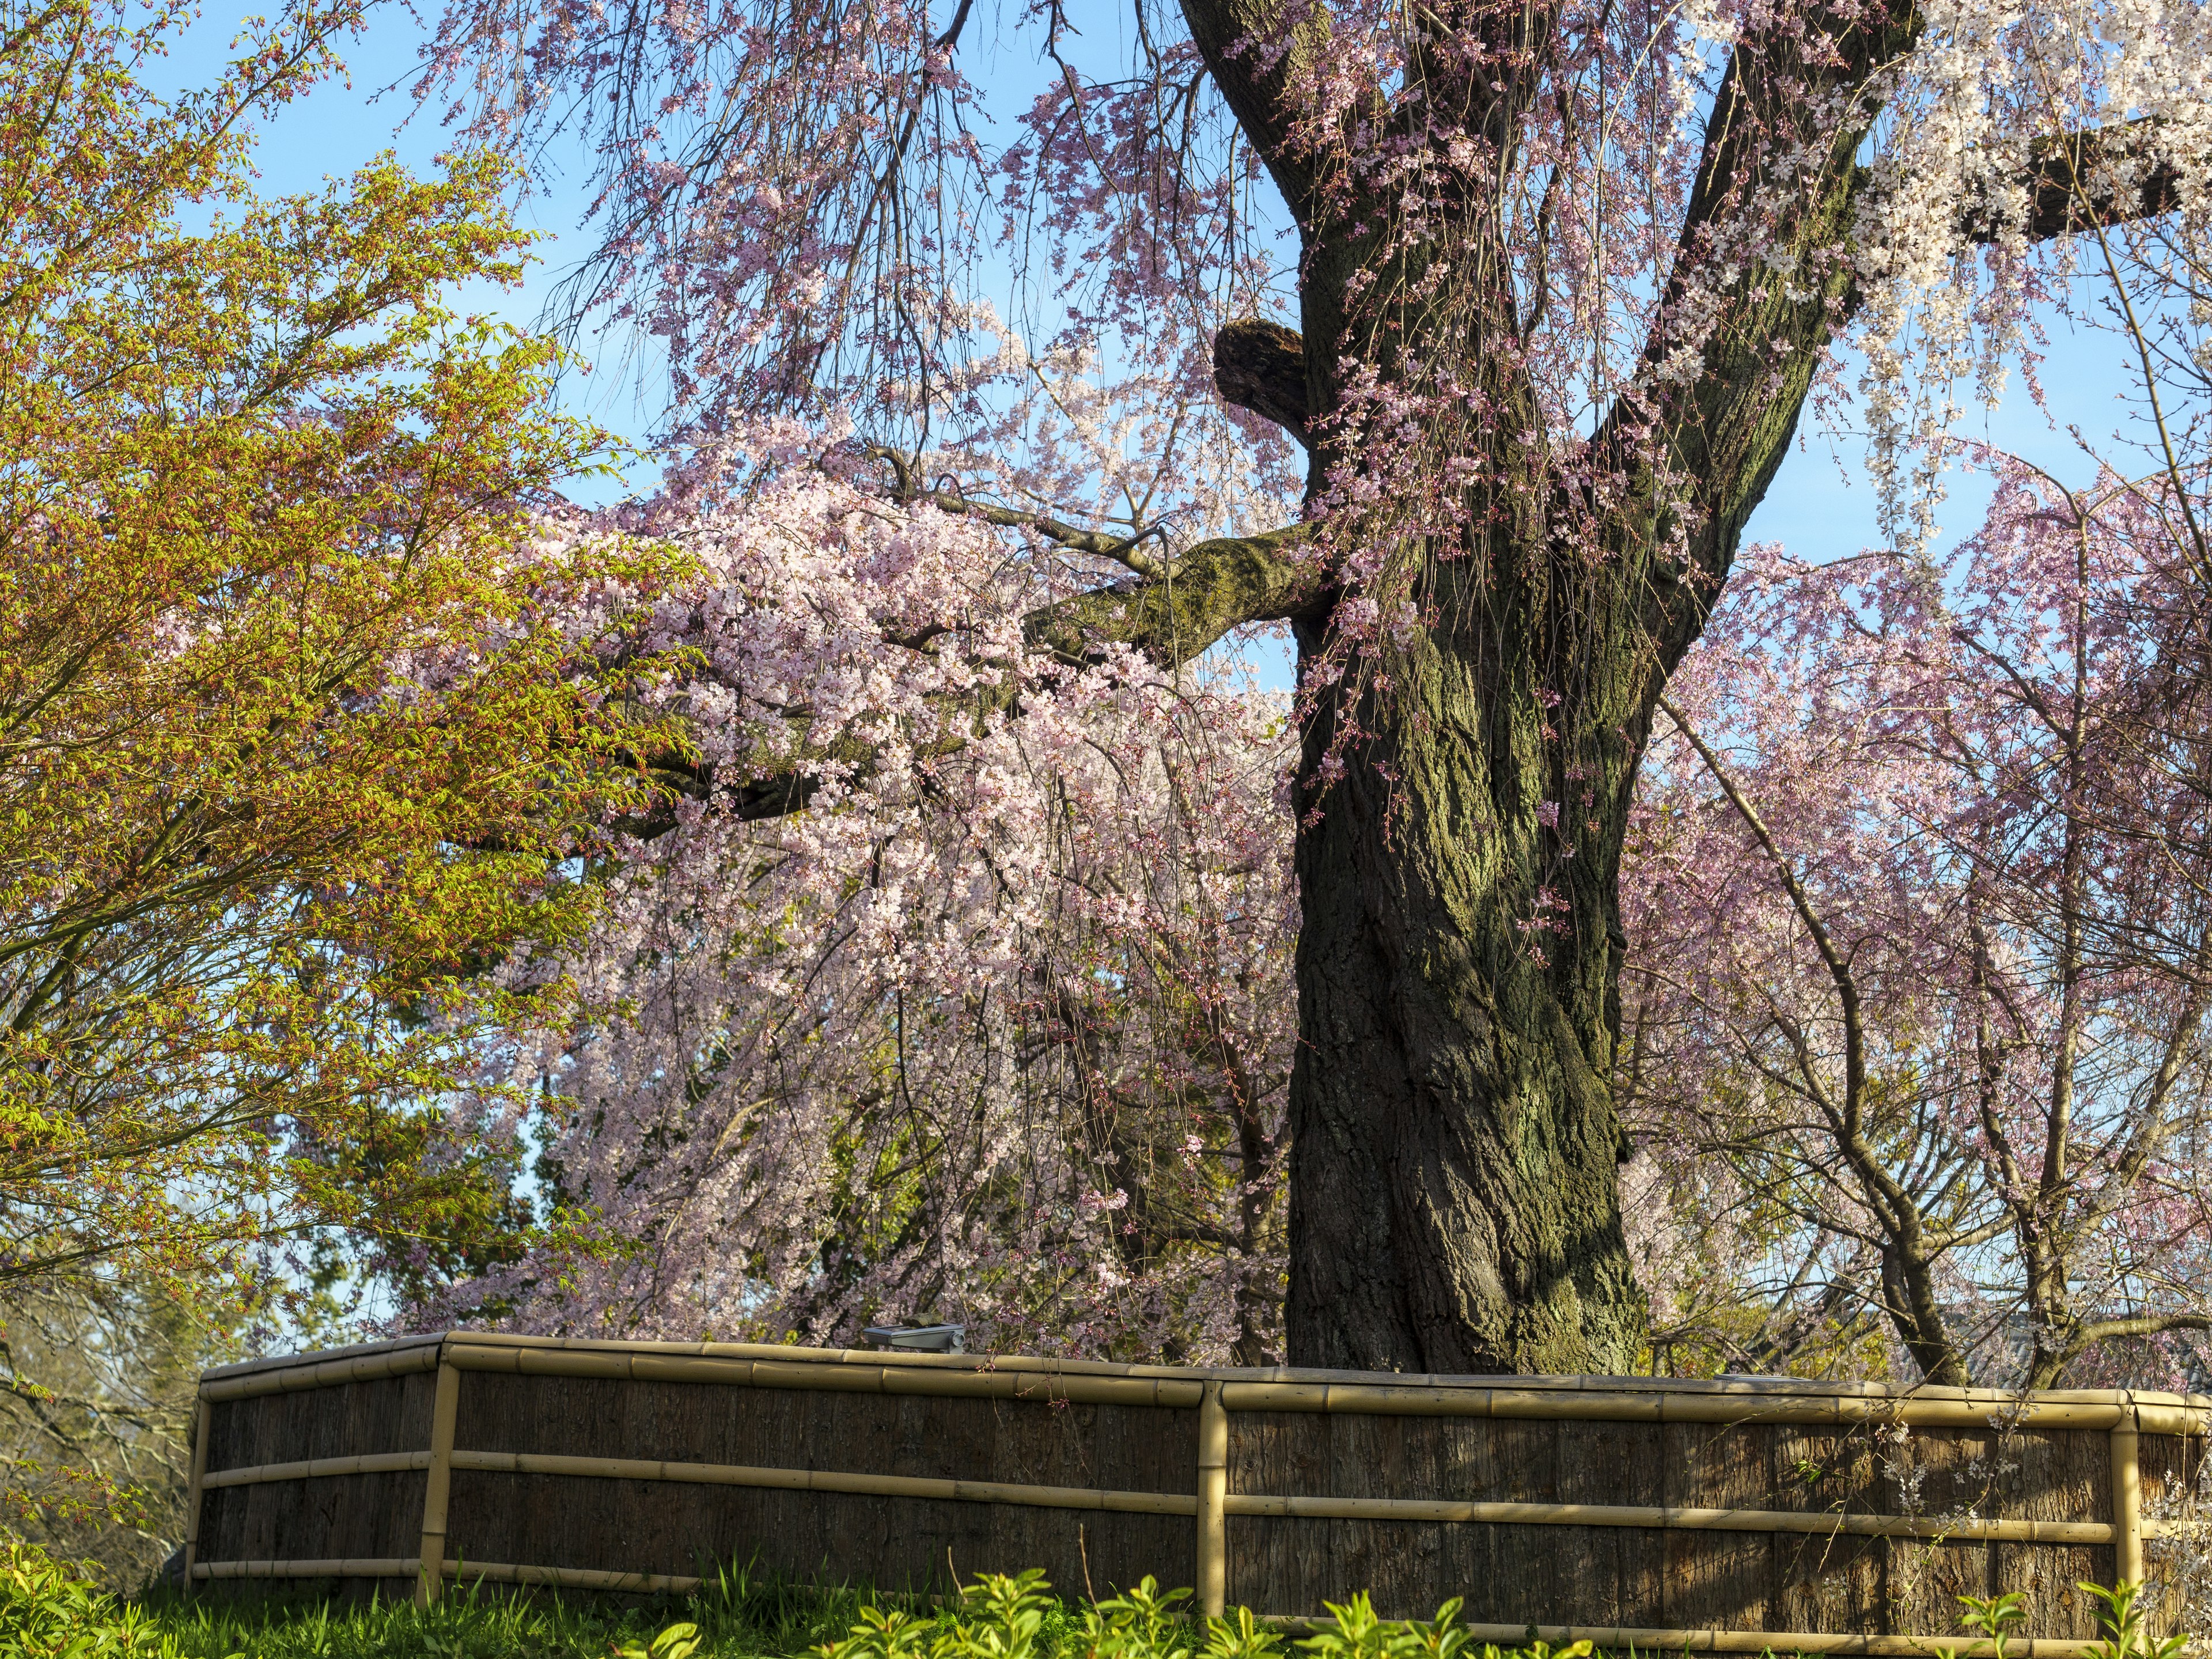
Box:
176;1438;2112;1543
2135;1403;2208;1436
1223;1494;2112;1542
416;1355;461;1609
201;1450;434;1489
201;1345;443;1403
445;1448;1201;1514
446;1560;707;1595
1491;1388;1663;1422
180;1396;211;1597
196;1558;421;1581
1214;1381;2151;1430
2112;1410;2145;1593
195;1330;2212;1431
443;1343;1205;1408
1196;1381;1228;1618
196;1332;444;1386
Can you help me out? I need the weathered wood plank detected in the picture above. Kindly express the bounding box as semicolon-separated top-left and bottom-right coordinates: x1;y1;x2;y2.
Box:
1557;1416;1664;1627
1994;1430;2109;1642
1662;1420;1772;1631
1874;1427;1993;1638
1490;1418;1562;1625
1771;1426;1885;1637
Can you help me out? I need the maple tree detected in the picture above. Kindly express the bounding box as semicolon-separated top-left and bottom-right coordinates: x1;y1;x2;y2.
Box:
414;0;2212;1372
0;0;679;1412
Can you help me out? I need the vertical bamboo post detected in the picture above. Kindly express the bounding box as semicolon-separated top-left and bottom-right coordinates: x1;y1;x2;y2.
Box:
2111;1403;2144;1594
1196;1380;1228;1619
180;1394;212;1596
416;1351;461;1609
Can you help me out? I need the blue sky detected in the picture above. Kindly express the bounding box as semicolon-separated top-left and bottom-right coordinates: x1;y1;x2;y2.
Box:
158;2;2160;695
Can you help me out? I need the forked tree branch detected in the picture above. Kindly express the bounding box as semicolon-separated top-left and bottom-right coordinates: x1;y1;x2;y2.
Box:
1204;120;2195;458
868;446;1175;577
1962;118;2188;243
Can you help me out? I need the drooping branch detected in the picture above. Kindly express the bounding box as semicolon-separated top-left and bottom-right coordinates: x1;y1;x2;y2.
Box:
1213;319;1310;447
630;522;1315;831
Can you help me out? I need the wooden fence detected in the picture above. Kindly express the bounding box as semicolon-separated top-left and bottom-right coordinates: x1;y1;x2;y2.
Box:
186;1334;2210;1656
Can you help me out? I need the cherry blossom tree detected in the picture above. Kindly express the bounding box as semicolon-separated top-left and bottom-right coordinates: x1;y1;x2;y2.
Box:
1621;458;2212;1389
423;456;1297;1362
415;0;2212;1371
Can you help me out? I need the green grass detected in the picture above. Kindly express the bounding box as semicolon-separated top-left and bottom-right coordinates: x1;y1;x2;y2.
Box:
11;1549;900;1659
4;1538;2179;1659
137;1565;1055;1659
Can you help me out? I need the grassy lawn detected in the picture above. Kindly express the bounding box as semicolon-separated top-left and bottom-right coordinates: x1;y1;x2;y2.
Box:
8;1550;1221;1659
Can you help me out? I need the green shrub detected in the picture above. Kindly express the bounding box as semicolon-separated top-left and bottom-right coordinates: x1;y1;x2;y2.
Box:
0;1538;190;1659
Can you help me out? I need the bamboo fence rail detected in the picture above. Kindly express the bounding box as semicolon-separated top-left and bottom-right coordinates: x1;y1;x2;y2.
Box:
185;1335;2211;1655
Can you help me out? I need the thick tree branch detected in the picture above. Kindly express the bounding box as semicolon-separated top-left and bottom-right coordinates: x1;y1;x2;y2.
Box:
1963;118;2188;243
628;523;1315;832
1176;0;1325;221
1223;117;2195;474
1213;318;1310;446
1025;521;1315;666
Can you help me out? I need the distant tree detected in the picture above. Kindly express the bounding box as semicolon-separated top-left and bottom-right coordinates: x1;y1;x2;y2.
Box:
0;0;681;1463
1622;463;2212;1388
0;1272;213;1585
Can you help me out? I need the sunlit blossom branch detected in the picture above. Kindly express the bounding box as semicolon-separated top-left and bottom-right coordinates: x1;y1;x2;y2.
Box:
865;446;1178;578
622;519;1314;835
1959;117;2191;245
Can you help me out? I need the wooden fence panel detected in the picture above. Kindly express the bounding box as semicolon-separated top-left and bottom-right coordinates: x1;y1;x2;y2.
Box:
182;1335;2209;1653
1771;1426;1886;1638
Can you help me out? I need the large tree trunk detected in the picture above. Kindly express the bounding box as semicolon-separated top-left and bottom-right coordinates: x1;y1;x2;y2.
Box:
1285;619;1648;1373
1249;0;1894;1370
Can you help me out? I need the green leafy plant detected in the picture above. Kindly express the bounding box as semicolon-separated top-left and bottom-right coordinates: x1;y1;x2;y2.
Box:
1295;1594;1586;1659
1957;1590;2027;1659
1202;1607;1283;1659
0;1538;218;1659
1082;1578;1195;1659
2082;1580;2188;1659
618;1621;706;1659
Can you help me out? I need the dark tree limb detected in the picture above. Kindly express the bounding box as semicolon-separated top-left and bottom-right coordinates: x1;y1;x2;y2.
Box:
1963;116;2187;243
869;445;1174;575
1213;318;1311;446
1174;0;1328;222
